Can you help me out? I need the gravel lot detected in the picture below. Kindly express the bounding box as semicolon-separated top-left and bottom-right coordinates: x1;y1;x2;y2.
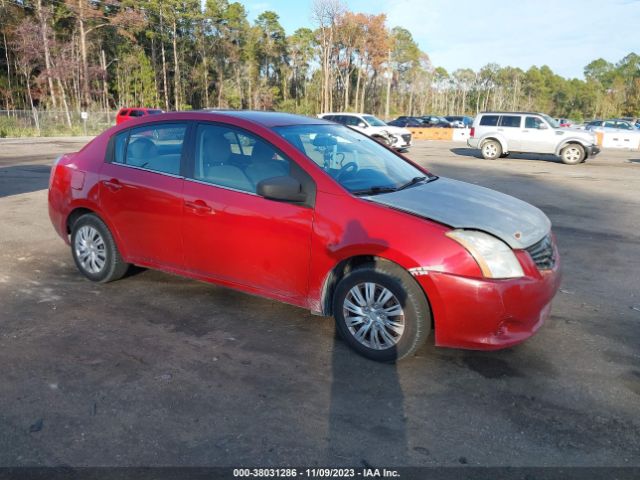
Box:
0;137;639;468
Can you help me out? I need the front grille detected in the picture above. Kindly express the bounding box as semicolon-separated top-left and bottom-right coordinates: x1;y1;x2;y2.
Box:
401;134;412;143
526;234;556;270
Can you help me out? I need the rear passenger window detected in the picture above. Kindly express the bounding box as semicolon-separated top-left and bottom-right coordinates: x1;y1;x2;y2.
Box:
191;124;290;194
499;116;521;127
479;115;499;126
114;123;187;175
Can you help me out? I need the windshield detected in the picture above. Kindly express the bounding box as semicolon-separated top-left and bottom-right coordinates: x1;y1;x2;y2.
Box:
274;124;431;194
541;114;559;128
361;115;387;127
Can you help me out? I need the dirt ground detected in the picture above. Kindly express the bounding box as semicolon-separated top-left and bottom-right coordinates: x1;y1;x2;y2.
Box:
0;136;639;467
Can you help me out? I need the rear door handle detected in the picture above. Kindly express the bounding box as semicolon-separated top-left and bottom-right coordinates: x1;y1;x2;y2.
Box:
103;179;122;191
184;199;212;214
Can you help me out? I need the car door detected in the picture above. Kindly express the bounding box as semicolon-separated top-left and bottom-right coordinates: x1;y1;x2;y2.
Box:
496;115;522;151
99;122;188;268
181;122;314;301
520;116;556;153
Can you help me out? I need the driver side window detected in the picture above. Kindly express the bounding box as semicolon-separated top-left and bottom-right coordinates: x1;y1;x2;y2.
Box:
525;117;543;129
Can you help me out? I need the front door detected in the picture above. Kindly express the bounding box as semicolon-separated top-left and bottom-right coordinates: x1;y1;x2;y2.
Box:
181;123;314;302
99;122;188;268
520;116;557;153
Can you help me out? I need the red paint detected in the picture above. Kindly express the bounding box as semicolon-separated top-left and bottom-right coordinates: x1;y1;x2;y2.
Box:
48;111;561;350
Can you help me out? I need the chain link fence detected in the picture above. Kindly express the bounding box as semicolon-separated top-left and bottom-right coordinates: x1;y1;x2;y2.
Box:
0;110;119;137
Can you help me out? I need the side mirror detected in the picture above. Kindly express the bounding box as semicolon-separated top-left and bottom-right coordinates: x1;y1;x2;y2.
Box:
256;176;306;203
357;122;367;128
538;123;549;130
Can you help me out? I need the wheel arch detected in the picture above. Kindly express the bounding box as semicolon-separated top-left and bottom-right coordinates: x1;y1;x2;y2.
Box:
555;139;590;157
319;255;431;319
480;135;507;153
65;206;130;260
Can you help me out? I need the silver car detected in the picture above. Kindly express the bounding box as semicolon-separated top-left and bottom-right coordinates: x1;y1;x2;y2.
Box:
468;112;600;164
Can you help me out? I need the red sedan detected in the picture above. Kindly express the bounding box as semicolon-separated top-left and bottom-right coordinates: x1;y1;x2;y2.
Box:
115;107;164;125
48;111;561;362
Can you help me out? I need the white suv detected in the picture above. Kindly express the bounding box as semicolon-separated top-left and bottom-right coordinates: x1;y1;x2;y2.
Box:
318;113;412;151
468;112;600;164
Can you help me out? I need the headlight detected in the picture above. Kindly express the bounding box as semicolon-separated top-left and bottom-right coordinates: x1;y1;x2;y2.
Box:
446;230;524;279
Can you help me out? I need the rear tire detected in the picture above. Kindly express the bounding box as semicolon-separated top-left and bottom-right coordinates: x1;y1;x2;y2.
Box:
333;262;431;362
70;213;130;283
481;140;502;159
560;143;585;165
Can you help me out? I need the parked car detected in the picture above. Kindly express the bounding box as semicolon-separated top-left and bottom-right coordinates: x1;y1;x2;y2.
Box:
420;115;453;128
444;116;474;128
318;113;412;150
48;111;561;362
468;112;600;164
387;117;428;128
585;119;638;132
116;107;164;125
554;118;573;127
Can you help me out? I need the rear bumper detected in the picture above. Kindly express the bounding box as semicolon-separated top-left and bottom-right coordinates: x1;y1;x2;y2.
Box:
467;138;480;149
415;249;562;350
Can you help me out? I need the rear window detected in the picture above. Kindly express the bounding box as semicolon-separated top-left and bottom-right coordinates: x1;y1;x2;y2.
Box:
112;123;187;176
479;115;499;126
499;116;521;128
119;109;129;116
129;110;144;117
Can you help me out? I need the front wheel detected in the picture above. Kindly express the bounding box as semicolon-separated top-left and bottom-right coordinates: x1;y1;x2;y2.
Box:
560;143;585;164
333;262;431;362
481;140;502;159
70;213;130;283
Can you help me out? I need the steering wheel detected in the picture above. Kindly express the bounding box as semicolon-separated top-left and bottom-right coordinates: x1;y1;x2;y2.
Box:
335;161;358;181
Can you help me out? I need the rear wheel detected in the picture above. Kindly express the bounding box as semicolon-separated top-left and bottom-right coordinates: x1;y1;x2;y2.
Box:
560;143;585;165
481;140;502;159
70;213;130;283
333;262;431;362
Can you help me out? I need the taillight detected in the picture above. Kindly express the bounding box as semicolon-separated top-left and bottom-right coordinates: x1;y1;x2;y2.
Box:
470;127;475;138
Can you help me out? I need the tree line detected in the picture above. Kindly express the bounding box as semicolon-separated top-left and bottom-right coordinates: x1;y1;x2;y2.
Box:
1;0;639;126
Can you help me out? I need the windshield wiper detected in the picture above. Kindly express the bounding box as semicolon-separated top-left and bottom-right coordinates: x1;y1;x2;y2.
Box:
352;185;399;196
397;175;438;190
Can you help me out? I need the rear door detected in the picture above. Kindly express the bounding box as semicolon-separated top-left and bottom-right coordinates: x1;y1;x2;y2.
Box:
497;115;522;151
99;122;189;268
181;122;314;302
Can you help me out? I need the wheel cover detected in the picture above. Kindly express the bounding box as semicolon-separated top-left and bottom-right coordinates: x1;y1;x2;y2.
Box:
74;226;107;274
483;142;498;158
343;282;405;350
564;147;581;162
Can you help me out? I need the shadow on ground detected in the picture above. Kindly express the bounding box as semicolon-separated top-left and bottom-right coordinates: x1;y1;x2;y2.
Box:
0;165;51;197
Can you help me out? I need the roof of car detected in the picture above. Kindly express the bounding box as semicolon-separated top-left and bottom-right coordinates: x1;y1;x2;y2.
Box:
319;112;372;117
198;110;331;127
480;111;546;116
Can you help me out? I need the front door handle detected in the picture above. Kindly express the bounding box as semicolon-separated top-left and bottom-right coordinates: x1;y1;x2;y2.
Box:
103;179;122;191
184;199;212;214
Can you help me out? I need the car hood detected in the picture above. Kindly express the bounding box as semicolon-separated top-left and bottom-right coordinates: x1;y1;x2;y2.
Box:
383;125;411;135
364;177;551;249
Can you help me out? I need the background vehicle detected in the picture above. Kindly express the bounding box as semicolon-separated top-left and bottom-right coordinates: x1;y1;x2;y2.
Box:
48;111;560;362
468;112;599;164
420;115;452;128
318;112;412;150
115;107;164;125
445;115;474;128
387;116;428;128
554;118;573;127
585;119;639;132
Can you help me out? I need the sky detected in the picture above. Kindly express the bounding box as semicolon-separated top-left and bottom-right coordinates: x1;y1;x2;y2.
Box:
242;0;640;79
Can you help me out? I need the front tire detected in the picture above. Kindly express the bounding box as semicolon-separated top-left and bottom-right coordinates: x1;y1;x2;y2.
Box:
560;143;585;164
70;213;130;283
333;262;431;362
481;140;502;159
